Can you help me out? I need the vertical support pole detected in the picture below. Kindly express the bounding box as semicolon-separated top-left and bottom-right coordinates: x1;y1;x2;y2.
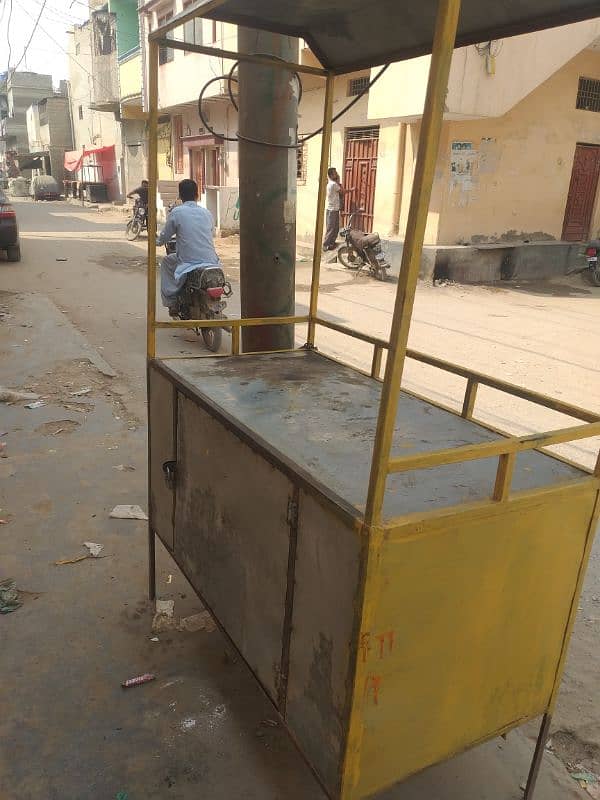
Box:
364;0;461;526
307;73;335;346
462;377;478;419
148;528;156;602
371;345;383;380
147;39;159;361
524;713;552;799
231;324;240;355
493;451;516;502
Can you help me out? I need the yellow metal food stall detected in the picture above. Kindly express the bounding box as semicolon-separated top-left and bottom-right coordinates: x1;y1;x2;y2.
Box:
145;2;600;798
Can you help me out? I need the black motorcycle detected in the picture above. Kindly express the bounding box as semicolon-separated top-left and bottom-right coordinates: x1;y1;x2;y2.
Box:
165;239;232;352
337;210;391;281
126;199;147;241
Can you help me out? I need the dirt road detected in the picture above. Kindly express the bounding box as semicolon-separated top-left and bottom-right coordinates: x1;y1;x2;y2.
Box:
1;198;599;798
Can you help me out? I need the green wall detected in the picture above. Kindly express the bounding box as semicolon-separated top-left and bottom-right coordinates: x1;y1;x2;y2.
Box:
109;0;140;59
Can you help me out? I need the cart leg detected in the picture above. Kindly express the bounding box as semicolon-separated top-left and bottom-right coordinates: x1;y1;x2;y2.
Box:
524;713;552;799
148;527;156;604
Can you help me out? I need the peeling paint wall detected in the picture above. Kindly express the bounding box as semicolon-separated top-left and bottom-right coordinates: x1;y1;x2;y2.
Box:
431;48;600;245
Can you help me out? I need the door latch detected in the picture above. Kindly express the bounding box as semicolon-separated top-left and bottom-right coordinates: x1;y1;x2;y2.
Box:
162;460;177;490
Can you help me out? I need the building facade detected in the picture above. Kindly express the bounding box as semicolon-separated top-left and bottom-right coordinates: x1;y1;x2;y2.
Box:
26;92;74;187
0;72;54;167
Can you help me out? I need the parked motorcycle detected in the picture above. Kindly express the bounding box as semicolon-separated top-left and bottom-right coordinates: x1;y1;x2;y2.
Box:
164;239;232;352
126;200;147;241
337;210;391;281
567;239;600;286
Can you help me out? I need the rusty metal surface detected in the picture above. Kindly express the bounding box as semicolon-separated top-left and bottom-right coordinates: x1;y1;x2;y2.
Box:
192;0;600;74
174;393;294;703
148;367;176;550
160;352;585;521
286;490;363;796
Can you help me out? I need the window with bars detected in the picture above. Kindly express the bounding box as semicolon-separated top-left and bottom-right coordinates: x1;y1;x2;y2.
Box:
296;142;307;184
346;126;380;141
347;75;370;97
576;77;600;112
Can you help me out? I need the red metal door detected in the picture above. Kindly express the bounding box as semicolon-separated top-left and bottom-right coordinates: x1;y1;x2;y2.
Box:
343;126;379;233
562;144;600;241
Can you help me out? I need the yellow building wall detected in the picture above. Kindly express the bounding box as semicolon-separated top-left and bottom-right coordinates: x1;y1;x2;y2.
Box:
296;74;399;242
433;48;600;244
368;19;600;121
119;52;142;102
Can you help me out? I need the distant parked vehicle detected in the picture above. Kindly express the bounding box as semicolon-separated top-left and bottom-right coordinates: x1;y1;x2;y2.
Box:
30;175;61;201
0;188;21;262
568;239;600;286
8;177;30;197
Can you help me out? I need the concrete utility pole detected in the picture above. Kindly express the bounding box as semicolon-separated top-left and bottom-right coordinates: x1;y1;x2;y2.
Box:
237;29;299;352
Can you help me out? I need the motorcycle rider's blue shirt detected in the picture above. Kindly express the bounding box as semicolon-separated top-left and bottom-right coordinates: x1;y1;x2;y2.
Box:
157;200;221;281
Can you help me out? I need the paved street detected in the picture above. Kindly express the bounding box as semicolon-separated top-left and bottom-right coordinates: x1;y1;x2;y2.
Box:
1;198;599;798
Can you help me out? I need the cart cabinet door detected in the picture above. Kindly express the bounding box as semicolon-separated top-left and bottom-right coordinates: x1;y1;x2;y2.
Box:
148;366;176;551
174;394;293;703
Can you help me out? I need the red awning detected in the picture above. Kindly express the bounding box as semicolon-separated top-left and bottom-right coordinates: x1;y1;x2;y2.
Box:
64;150;84;172
64;145;116;173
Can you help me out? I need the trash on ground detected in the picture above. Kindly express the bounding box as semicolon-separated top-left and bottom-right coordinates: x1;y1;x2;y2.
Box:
261;718;279;728
70;388;92;396
0;579;22;613
167;574;172;583
113;464;136;472
152;598;177;632
570;769;600;796
0;387;39;403
178;611;216;633
122;673;156;688
0;442;7;457
55;257;68;262
110;504;148;520
0;519;9;524
116;792;129;800
54;555;90;566
150;636;159;642
25;401;46;410
156;599;175;616
83;541;104;558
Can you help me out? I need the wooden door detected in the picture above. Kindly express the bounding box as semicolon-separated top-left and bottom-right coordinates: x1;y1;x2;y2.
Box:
190;148;205;193
562;144;600;241
343;126;379;232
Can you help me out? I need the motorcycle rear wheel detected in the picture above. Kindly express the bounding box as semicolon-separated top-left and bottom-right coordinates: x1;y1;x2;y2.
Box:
126;219;141;241
201;326;223;353
338;245;363;270
590;265;600;287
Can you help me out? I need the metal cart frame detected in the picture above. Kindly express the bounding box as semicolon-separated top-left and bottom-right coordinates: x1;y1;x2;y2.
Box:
145;2;600;797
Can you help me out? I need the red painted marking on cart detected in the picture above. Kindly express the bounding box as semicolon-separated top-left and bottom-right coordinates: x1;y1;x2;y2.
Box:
376;630;395;659
359;632;371;663
364;674;382;706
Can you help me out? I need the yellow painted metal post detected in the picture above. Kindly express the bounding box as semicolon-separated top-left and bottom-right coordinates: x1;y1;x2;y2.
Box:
147;39;159;360
364;0;462;526
307;74;334;346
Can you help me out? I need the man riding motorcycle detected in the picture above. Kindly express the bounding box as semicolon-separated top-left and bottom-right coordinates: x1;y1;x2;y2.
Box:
157;178;222;316
127;179;149;210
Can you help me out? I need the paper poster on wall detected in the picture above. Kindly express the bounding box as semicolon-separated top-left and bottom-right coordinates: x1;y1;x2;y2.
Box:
450;141;477;186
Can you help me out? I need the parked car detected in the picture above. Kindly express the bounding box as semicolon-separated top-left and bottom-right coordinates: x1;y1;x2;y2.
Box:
30;175;61;201
0;189;21;262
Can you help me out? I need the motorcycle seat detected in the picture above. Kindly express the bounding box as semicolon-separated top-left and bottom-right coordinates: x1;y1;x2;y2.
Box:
360;233;381;248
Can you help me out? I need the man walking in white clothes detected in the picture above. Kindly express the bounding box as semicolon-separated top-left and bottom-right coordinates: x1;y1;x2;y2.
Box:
322;167;346;251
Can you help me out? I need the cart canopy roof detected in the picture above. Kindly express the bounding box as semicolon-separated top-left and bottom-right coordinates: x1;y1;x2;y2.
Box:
178;0;600;73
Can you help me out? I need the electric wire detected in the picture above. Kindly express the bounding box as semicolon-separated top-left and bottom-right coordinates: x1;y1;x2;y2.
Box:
197;58;389;149
8;0;48;77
